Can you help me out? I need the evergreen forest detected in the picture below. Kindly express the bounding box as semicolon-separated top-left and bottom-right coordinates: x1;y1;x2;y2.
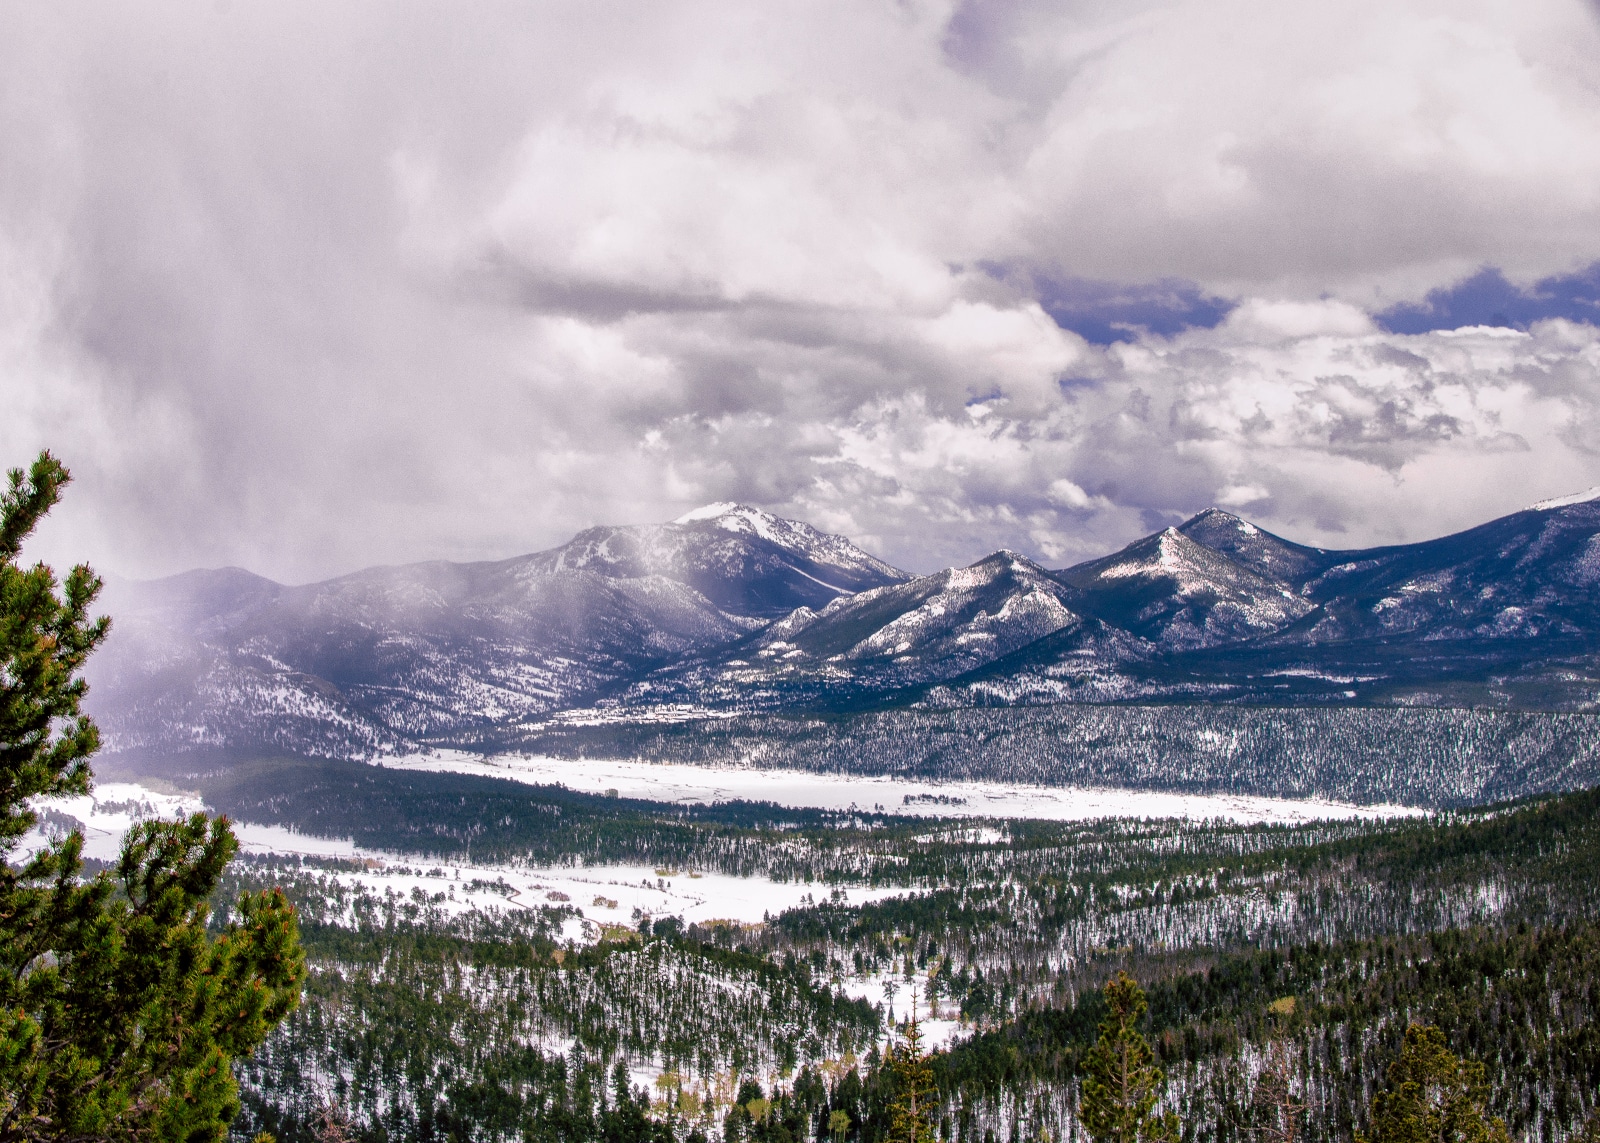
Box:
200;762;1600;1143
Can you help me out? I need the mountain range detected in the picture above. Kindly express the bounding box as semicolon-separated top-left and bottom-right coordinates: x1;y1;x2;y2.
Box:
88;492;1600;762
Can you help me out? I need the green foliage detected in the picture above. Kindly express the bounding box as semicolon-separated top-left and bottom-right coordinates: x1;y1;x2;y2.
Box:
1078;973;1178;1143
0;452;105;841
0;451;305;1142
828;1109;852;1143
224;866;875;1142
885;996;936;1143
1359;1025;1509;1143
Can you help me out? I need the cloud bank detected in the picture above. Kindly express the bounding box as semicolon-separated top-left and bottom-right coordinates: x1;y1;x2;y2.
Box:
2;0;1599;580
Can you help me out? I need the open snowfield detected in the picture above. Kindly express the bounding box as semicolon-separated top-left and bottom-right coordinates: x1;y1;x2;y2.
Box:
381;750;1421;823
835;972;970;1051
22;759;1418;954
22;782;905;931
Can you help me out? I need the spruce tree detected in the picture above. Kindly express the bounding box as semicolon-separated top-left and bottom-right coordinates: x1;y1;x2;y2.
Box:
0;451;305;1142
1078;972;1179;1143
1359;1025;1509;1143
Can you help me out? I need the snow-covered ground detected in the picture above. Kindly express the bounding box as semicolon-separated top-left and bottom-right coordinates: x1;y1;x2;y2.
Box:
26;782;209;863
836;973;968;1051
19;767;1423;1083
21;758;1417;950
20;783;906;931
381;750;1420;823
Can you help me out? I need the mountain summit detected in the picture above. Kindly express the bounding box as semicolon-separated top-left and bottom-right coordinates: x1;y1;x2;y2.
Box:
89;505;907;758
539;502;907;617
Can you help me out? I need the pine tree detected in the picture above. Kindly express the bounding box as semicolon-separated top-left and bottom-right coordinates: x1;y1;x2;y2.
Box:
1359;1025;1509;1143
887;987;937;1143
0;451;306;1142
1078;972;1179;1143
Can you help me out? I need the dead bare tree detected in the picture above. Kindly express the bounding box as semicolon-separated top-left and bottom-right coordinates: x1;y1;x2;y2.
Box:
1251;1043;1305;1143
313;1100;356;1143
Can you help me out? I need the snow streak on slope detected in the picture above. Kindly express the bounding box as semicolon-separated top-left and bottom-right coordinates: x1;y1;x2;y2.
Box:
1059;527;1315;648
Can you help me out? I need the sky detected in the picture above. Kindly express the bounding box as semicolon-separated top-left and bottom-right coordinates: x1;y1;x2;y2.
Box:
4;0;1600;583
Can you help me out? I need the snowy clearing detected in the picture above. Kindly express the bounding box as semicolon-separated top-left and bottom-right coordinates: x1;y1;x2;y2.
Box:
21;757;1418;959
22;782;905;930
380;750;1421;823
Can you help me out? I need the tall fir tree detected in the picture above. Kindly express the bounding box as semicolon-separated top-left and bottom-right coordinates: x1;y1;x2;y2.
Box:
0;451;305;1142
1078;972;1179;1143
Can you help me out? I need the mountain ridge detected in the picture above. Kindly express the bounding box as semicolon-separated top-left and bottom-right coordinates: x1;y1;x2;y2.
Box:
88;494;1600;761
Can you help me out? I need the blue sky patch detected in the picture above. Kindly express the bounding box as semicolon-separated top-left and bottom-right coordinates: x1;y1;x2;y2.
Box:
1377;263;1600;334
987;266;1236;344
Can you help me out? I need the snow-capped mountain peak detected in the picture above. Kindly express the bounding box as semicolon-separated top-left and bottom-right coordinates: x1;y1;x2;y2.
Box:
673;502;780;540
1187;508;1260;536
1177;508;1330;585
1058;526;1316;648
1529;486;1600;512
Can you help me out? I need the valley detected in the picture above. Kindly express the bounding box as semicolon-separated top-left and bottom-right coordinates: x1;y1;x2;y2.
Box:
176;776;1600;1141
47;491;1600;1141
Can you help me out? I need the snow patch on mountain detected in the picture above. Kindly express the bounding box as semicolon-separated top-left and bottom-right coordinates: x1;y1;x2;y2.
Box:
1529;486;1600;511
674;502;780;542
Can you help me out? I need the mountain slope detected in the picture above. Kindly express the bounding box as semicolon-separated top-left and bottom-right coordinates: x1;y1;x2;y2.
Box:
622;551;1129;710
1056;527;1316;649
950;494;1600;709
88;505;908;757
1176;508;1333;585
533;503;908;617
1286;494;1600;643
88;490;1600;763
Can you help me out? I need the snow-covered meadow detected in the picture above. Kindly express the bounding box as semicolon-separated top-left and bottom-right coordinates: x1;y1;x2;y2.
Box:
23;759;1419;952
21;781;905;932
381;750;1420;823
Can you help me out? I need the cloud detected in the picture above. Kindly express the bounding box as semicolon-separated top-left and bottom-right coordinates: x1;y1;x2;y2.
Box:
780;309;1600;566
1;1;1599;583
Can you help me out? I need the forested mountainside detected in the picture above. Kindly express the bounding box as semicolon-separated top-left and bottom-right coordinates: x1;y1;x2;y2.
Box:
208;781;1600;1142
510;705;1600;809
88;494;1600;770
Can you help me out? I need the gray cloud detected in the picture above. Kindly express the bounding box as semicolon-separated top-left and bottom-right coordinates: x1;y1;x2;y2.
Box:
2;1;1599;584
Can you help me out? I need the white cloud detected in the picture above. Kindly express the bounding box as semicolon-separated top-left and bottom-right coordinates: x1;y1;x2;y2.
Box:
0;1;1598;581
